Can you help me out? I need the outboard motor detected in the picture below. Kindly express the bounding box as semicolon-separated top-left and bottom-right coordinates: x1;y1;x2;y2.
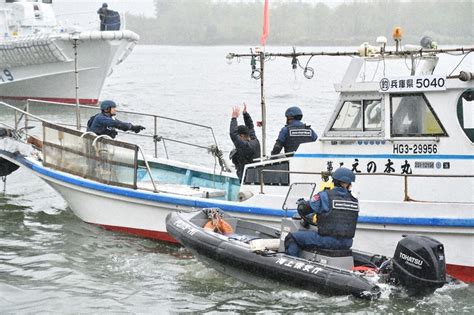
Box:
391;235;446;295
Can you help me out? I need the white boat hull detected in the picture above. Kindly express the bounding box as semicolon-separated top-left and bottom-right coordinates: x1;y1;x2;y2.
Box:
18;158;471;283
0;31;138;104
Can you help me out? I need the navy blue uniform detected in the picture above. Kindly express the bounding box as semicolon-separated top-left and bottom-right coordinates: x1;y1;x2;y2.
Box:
271;120;317;155
229;112;261;181
87;113;133;139
286;186;359;257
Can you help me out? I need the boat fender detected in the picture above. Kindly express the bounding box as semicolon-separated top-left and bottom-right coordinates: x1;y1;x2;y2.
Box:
238;189;253;201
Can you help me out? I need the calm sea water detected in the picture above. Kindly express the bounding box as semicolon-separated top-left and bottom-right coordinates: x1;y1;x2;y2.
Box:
1;46;473;313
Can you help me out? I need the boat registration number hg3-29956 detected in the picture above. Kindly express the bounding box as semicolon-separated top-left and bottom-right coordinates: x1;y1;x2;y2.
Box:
393;143;438;154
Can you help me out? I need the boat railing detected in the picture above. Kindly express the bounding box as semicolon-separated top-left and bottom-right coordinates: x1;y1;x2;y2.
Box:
23;99;226;170
257;169;474;203
0;101;160;193
55;10;127;32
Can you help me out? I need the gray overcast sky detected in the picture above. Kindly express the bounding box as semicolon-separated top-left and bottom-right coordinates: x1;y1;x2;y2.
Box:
51;0;353;19
53;0;156;18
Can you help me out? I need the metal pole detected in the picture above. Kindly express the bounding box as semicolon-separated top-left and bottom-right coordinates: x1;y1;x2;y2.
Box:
73;38;81;130
154;116;158;158
259;51;266;157
25;100;29;139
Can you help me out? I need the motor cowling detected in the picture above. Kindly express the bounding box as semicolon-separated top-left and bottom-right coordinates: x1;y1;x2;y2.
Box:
392;235;446;296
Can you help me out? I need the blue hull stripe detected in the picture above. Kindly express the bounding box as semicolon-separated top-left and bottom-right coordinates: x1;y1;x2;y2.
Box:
294;153;474;160
8;153;474;228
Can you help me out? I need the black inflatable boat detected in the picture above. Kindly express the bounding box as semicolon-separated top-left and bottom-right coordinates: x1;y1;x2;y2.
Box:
166;208;447;300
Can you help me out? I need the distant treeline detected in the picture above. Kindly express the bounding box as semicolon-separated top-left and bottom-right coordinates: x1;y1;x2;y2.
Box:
125;0;473;45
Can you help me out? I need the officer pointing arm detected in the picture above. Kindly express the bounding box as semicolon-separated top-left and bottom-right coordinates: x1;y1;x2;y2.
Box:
87;100;145;139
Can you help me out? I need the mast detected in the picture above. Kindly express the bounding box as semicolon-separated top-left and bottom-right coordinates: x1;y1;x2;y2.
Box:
259;51;266;157
73;37;81;130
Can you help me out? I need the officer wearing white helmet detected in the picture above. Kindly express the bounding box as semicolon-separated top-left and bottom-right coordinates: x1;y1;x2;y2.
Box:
87;100;145;139
271;106;317;156
285;167;359;257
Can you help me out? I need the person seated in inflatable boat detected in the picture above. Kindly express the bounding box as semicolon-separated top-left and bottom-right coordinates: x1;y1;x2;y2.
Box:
285;167;359;257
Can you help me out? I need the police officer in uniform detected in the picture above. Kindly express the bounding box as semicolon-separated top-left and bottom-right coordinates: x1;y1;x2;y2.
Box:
87;100;145;139
271;106;317;156
229;103;261;182
285;167;359;257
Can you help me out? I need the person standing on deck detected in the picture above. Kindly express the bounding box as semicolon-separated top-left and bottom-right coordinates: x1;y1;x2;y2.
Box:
87;100;145;139
229;103;261;182
271;106;317;156
97;3;108;31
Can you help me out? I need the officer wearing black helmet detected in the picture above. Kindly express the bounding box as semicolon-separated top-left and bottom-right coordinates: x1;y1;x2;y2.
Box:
87;100;145;139
229;103;261;182
285;167;359;257
271;106;317;156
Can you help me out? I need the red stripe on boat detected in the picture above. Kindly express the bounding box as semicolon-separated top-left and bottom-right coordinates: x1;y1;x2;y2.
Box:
0;96;98;105
446;264;474;283
94;223;179;244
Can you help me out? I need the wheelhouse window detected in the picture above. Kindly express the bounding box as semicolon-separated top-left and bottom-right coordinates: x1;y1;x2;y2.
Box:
330;99;382;131
390;94;447;137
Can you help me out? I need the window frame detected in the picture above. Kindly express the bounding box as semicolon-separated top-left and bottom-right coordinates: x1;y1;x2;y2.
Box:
390;93;448;138
324;93;384;138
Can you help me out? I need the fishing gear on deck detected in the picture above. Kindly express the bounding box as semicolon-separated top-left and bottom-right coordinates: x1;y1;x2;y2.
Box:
208;145;231;173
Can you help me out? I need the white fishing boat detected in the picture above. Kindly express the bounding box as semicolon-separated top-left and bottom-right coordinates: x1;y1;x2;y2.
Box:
0;0;138;105
0;38;472;283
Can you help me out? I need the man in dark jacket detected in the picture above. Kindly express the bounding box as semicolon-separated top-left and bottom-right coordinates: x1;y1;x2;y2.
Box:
271;106;317;156
97;3;108;31
87;100;145;139
229;103;261;182
285;167;359;257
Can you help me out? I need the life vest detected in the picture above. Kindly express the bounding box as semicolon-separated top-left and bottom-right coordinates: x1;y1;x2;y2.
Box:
204;217;234;235
284;124;314;153
317;189;359;239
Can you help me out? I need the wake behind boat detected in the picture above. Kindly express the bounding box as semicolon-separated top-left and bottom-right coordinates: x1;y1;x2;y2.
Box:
0;0;139;105
165;208;447;299
0;36;472;282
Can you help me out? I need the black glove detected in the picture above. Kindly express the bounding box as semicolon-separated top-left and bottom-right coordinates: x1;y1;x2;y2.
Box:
131;125;145;133
296;199;311;216
296;198;306;206
300;219;310;229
